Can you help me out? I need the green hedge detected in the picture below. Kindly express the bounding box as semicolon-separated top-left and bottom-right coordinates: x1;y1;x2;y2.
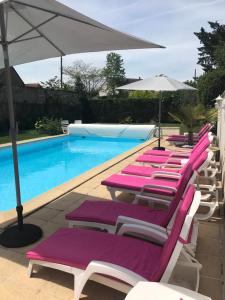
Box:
0;93;179;133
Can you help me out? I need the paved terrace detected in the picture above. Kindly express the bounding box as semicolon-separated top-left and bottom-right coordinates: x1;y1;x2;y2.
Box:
0;138;224;300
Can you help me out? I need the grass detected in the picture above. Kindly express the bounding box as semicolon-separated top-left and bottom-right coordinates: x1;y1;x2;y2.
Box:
0;130;51;144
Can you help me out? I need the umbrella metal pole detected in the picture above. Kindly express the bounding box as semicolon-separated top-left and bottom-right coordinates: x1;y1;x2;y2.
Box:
60;56;63;89
0;4;42;248
158;91;162;148
0;5;23;231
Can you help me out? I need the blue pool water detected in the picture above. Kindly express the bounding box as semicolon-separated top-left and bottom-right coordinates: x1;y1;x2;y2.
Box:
0;135;144;211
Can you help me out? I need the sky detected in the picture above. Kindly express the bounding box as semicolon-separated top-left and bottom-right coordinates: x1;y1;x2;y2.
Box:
15;0;225;83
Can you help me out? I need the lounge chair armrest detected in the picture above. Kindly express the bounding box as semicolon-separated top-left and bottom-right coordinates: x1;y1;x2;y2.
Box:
134;194;171;206
74;260;145;300
166;157;183;163
195;184;215;192
85;261;145;286
118;223;168;245
151;171;181;180
141;184;177;194
170;152;189;158
160;164;182;169
116;216;167;234
171;148;192;153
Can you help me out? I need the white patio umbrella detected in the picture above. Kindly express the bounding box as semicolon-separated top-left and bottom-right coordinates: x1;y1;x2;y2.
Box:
117;74;197;149
0;0;164;247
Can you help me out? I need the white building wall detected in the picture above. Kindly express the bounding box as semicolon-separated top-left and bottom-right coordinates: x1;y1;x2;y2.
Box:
217;97;225;190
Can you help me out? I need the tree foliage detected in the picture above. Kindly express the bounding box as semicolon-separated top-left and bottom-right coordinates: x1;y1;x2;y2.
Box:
194;21;225;72
103;52;126;96
128;90;159;99
168;103;211;145
41;76;71;90
64;60;105;96
197;68;225;106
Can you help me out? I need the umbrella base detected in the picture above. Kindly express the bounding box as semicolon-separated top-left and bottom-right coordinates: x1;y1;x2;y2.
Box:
152;146;165;151
0;224;42;248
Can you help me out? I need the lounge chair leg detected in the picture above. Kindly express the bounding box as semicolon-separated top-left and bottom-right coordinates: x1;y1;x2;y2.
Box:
27;262;33;277
74;274;87;300
108;188;117;201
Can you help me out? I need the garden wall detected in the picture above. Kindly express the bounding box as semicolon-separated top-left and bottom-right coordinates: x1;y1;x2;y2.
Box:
0;89;177;132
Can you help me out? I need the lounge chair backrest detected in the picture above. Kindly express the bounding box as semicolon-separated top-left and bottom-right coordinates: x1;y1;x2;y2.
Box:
150;185;198;281
192;133;210;154
161;160;194;226
192;151;208;172
192;131;209;151
163;150;207;228
198;123;210;137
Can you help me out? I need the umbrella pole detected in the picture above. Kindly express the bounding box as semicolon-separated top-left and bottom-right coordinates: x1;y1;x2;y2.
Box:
0;4;42;248
158;91;162;148
153;90;165;150
60;56;63;88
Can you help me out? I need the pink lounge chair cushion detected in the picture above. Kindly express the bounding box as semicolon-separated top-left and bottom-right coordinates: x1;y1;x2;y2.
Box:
101;174;179;197
26;227;163;281
122;165;181;177
136;155;182;165
143;149;190;158
143;150;174;157
27;186;195;283
66;200;167;226
166;136;199;142
152;185;195;280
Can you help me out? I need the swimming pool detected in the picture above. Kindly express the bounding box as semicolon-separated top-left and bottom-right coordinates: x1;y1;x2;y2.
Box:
0;135;145;211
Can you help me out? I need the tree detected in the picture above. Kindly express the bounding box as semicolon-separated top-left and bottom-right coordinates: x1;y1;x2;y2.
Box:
74;75;94;123
194;21;225;72
41;76;61;89
128;90;159;99
64;60;104;96
103;52;126;96
197;68;225;106
169;103;207;145
40;76;71;90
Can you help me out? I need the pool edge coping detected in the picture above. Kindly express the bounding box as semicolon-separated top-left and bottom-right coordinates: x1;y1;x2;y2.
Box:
0;137;158;229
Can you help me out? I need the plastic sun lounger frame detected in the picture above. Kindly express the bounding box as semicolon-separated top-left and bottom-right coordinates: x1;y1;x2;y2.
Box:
167;125;213;146
27;190;201;300
105;151;213;203
143;133;213;158
167;123;211;140
67;185;200;254
124;282;211;300
135;133;213;168
67;172;196;234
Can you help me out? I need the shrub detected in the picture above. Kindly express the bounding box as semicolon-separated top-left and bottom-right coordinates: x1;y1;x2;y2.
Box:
35;117;62;135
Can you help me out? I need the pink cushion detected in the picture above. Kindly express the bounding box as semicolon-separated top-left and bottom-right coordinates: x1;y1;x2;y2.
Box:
152;185;195;280
122;165;181;177
166;136;199;142
143;149;190;158
102;174;179;197
26;227;163;281
136;155;181;165
192;151;208;170
66;200;168;226
27;186;196;283
143;150;173;157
